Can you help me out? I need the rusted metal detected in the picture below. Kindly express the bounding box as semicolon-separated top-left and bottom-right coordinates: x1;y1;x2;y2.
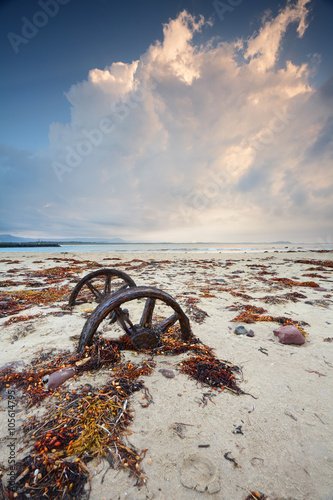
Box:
77;286;192;352
68;268;136;307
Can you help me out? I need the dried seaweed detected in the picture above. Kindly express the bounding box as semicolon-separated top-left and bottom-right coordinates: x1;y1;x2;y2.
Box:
1;357;154;498
200;288;216;298
185;304;209;324
5;455;89;500
29;266;76;279
283;291;307;301
231;309;308;337
245;492;269;500
302;273;327;279
0;339;121;408
0;286;70;317
0;280;20;288
259;291;307;304
180;355;245;395
230;291;253;300
242;304;267;314
3;314;42;327
295;258;333;269
271;277;319;288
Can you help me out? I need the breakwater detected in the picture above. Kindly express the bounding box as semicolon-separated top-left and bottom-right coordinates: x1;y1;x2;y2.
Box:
0;242;60;248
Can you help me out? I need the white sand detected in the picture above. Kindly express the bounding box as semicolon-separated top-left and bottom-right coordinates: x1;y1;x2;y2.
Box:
0;250;333;499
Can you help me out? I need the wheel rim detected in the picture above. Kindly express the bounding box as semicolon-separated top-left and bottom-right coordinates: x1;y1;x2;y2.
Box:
77;286;192;352
68;268;136;307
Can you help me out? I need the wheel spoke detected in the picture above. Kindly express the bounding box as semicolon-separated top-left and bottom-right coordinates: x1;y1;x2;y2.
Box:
113;306;135;335
103;275;111;295
86;281;103;301
140;298;156;328
159;312;180;332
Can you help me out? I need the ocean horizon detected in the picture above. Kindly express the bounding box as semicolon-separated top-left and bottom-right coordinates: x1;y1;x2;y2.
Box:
0;241;332;254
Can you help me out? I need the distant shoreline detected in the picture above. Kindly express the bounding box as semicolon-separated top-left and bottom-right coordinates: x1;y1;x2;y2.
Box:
0;242;331;254
0;242;60;248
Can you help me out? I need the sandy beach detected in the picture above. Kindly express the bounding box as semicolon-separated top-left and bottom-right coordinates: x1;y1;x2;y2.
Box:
0;250;332;500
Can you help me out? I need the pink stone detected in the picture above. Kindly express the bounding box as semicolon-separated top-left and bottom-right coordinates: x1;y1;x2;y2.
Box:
273;325;305;345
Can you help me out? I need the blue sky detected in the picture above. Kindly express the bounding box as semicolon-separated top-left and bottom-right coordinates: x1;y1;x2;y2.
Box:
0;0;332;242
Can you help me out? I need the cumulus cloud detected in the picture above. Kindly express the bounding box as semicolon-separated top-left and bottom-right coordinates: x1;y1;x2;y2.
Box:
245;0;311;72
2;0;332;241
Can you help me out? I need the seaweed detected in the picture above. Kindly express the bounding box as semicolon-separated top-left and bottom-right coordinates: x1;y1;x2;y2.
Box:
295;258;333;269
245;492;268;500
185;303;209;324
231;309;309;336
5;455;89;500
0;286;71;317
0;339;121;407
271;277;319;288
3;314;42;327
180;355;245;395
1;356;154;498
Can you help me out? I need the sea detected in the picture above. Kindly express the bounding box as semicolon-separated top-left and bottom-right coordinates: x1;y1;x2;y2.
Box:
1;242;332;254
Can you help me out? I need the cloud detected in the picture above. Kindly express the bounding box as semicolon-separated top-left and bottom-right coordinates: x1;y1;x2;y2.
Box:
245;0;311;72
2;0;333;241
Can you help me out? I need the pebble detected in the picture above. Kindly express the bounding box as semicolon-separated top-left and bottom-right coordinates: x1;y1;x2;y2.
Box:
158;368;175;378
81;384;93;394
235;325;248;335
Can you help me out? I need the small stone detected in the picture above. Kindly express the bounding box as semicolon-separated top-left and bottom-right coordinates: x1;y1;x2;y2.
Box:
235;326;248;335
246;329;255;337
158;368;175;378
81;384;93;393
273;325;305;345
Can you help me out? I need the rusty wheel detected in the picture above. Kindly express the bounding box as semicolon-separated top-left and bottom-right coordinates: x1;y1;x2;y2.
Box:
77;286;192;352
68;268;136;307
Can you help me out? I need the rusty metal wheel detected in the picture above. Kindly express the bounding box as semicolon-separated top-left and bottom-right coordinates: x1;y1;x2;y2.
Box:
77;286;192;352
68;268;136;307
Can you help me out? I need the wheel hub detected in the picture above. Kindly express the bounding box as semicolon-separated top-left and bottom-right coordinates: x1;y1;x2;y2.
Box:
130;326;161;350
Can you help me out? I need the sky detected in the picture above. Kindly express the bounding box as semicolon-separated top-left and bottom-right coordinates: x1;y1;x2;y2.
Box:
0;0;332;243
